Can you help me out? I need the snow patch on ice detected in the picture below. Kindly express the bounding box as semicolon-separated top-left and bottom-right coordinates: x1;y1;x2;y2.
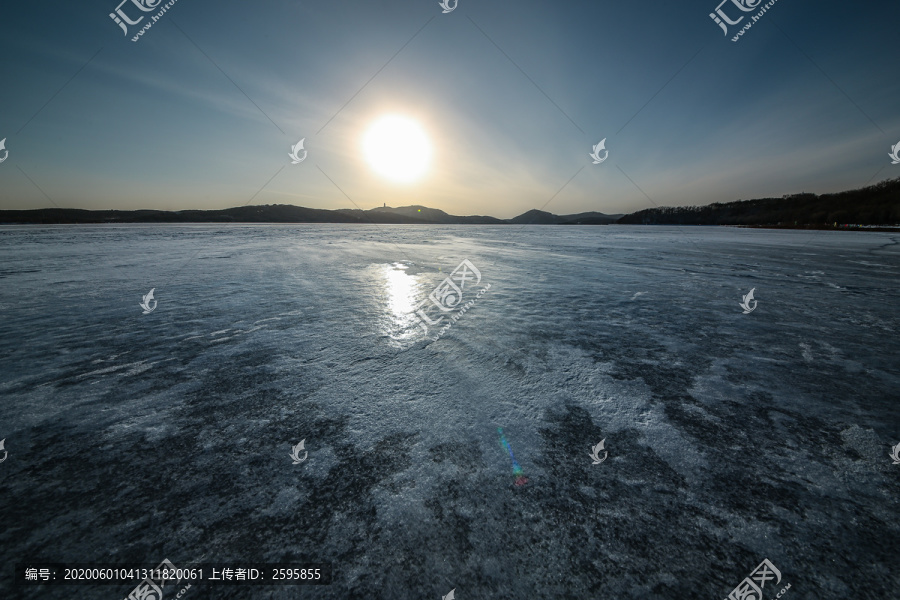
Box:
799;342;814;362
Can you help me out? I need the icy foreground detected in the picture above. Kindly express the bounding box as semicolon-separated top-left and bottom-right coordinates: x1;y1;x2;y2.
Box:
0;225;898;599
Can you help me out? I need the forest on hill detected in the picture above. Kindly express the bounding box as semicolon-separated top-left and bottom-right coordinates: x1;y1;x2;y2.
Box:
616;177;900;226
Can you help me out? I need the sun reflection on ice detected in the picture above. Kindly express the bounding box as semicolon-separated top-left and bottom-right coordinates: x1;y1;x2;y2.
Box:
385;262;416;316
381;262;426;342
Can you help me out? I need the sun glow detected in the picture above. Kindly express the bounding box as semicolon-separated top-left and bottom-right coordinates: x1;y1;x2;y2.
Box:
362;115;431;183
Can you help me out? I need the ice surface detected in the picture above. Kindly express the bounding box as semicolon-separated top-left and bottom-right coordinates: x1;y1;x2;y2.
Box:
0;225;898;599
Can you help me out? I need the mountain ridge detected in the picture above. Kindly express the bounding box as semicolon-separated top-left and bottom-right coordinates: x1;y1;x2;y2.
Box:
2;177;897;226
0;204;622;225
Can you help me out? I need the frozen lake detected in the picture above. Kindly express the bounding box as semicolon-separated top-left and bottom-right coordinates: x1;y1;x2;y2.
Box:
1;225;898;599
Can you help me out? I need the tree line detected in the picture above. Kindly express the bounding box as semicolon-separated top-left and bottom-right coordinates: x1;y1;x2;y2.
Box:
616;177;900;226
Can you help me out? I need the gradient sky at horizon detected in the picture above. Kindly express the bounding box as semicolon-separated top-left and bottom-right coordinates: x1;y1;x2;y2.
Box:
0;0;898;219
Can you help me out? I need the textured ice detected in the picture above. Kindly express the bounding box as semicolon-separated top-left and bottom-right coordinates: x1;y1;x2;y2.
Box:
0;225;898;599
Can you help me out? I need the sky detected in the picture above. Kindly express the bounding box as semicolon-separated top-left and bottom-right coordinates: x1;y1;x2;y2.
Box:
0;0;898;219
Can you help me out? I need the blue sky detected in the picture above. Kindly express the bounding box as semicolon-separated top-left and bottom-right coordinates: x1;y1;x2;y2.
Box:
0;0;897;218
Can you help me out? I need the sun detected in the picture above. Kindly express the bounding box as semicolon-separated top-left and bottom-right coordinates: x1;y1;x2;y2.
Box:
362;115;431;183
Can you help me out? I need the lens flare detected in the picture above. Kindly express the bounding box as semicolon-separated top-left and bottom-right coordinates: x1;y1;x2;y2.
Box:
498;427;528;486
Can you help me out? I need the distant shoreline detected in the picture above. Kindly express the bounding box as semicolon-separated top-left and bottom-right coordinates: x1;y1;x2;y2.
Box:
732;224;900;232
0;205;621;226
2;221;899;232
2;177;898;228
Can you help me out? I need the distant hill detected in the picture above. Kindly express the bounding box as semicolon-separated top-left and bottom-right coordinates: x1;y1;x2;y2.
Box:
340;205;506;224
0;204;619;225
616;177;900;227
0;205;363;225
506;209;622;225
508;210;563;225
3;178;896;227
